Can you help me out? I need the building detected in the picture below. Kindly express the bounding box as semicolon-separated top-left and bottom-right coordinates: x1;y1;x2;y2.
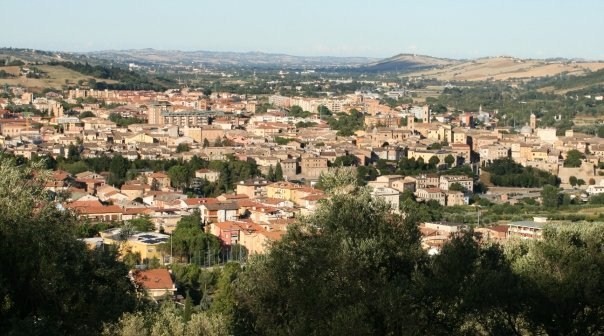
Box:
415;188;446;206
370;186;400;211
507;218;545;240
280;159;299;178
131;269;177;301
301;157;328;178
148;101;172;125
161;110;215;127
195;169;220;182
101;229;170;263
199;202;239;224
236;178;270;199
440;175;474;192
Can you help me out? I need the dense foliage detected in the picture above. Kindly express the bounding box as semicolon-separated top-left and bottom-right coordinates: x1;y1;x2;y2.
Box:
0;157;137;335
485;158;560;187
327;109;365;136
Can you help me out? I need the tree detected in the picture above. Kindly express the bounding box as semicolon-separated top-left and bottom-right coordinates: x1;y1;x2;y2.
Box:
128;215;155;232
79;111;95;118
109;154;129;186
167;211;220;264
577;178;586;186
541;184;561;208
274;162;284;181
564;149;584;168
448;182;467;192
444;154;456;167
203;138;210;148
0;157;137;335
102;302;229;336
266;165;275;182
428;155;440;168
333;154;359;167
176;143;190;153
507;223;604;335
168;165;190;190
213;137;223;147
589;178;596;185
236;188;426;335
569;176;578;187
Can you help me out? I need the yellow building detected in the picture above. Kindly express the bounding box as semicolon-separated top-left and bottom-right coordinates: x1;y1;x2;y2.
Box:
101;229;169;263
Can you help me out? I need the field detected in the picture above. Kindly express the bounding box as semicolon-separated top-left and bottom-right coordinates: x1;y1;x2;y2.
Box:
0;65;117;91
406;56;604;82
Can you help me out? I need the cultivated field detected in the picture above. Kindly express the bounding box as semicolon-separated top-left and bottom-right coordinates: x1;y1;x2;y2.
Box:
407;56;604;82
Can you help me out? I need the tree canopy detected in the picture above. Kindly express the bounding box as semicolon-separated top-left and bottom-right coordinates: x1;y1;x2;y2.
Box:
0;157;137;335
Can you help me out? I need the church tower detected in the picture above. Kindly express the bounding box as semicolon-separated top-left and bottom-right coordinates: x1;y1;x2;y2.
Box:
530;113;537;130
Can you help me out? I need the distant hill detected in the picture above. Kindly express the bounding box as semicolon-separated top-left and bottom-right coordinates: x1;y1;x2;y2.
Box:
86;49;379;68
404;56;604;82
359;53;458;72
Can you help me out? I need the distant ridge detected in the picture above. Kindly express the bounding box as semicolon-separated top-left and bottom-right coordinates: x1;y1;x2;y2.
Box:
85;48;379;68
360;53;459;72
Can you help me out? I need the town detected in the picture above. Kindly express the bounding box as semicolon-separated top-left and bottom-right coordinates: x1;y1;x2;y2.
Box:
2;1;604;334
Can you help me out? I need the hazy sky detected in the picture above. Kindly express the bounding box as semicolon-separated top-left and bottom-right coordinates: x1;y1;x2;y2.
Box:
2;0;603;59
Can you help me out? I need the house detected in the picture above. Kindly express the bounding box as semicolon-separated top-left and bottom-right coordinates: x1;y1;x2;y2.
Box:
415;188;446;206
195;169;220;182
370;186;400;211
236;178;270;199
199;202;239;224
131;269;176;301
439;175;474;192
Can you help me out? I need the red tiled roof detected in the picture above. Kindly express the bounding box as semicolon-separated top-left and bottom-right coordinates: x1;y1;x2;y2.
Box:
133;269;174;290
183;198;219;206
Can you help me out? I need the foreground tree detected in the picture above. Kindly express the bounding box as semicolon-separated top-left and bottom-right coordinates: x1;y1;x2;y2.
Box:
0;157;137;335
235;187;427;335
102;302;228;336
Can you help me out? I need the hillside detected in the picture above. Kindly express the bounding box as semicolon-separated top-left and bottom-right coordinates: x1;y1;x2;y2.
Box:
0;65;117;91
360;53;458;72
405;56;604;81
87;49;379;68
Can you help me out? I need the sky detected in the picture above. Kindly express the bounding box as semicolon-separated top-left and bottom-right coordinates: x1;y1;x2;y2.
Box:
2;0;603;60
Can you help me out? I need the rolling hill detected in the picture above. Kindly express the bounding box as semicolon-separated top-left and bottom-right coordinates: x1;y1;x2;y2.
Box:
359;53;458;72
404;56;604;82
87;49;378;68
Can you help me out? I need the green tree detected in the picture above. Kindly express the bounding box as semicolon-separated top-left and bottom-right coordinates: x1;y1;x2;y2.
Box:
444;154;456;167
203;138;210;148
274;162;284;181
128;215;155;232
333;154;359;167
213;137;223;147
541;184;561;208
168;165;190;190
569;176;578;187
266;165;275;182
428;155;440;168
577;178;586;186
0;157;137;335
236;188;426;335
448;182;467;192
564;149;584;168
79;111;95;118
508;223;604;335
109;154;129;186
176;143;190;153
102;302;228;336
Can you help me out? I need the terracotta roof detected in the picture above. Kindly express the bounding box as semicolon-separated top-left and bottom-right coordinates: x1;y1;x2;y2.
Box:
183;198;219;206
74;205;123;214
133;269;174;290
